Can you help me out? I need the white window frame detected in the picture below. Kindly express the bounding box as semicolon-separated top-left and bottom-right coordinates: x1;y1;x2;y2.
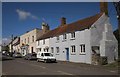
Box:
62;34;67;42
32;36;34;42
38;41;39;46
51;47;54;53
56;47;59;55
70;32;75;40
71;45;76;54
43;39;45;45
80;44;85;54
56;36;59;43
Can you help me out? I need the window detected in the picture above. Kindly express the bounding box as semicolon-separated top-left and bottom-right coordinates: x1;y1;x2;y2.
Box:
71;32;75;38
43;40;45;44
41;53;44;56
71;45;76;53
80;44;85;54
51;47;54;53
28;37;29;43
38;41;39;46
56;36;59;41
63;34;67;40
32;36;34;42
56;47;59;54
25;38;26;44
39;48;41;52
21;40;23;43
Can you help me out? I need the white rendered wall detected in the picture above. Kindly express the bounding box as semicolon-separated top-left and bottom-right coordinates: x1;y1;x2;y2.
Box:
90;13;118;63
50;29;91;64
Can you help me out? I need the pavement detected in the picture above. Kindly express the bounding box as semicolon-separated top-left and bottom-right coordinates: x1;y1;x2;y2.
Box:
2;58;119;76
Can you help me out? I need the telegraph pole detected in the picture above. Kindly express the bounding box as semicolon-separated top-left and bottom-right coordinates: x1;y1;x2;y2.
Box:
113;2;120;59
113;2;120;35
11;35;14;52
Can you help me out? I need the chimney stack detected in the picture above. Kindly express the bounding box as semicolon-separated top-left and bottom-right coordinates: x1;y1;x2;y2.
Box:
42;22;49;34
61;17;66;26
100;2;108;16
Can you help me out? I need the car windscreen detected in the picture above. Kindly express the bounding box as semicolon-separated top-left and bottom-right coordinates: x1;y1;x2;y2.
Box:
44;53;52;56
32;54;36;57
16;53;21;54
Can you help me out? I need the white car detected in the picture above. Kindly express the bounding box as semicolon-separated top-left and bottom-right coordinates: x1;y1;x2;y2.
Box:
37;52;56;63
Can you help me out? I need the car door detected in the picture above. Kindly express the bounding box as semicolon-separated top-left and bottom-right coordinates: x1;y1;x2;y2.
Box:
40;53;44;61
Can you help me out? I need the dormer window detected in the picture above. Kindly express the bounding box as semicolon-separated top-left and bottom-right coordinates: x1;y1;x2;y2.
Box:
71;32;75;38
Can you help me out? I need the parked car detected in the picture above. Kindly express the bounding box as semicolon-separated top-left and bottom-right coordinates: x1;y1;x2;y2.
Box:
0;52;13;61
13;52;22;58
24;52;37;60
37;52;56;63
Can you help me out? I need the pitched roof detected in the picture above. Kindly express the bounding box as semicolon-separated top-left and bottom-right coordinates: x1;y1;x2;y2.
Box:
37;13;103;41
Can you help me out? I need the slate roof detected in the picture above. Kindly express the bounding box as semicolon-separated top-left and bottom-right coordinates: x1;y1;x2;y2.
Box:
37;13;103;41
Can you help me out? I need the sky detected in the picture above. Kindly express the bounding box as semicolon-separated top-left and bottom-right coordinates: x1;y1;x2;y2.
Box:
2;2;118;44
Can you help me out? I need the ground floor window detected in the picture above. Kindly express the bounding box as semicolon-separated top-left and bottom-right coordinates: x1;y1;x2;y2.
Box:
51;47;54;53
56;47;59;54
31;47;34;53
80;44;85;54
71;45;76;53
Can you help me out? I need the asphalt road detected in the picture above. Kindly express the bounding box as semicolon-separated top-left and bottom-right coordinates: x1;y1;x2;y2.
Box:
2;58;118;75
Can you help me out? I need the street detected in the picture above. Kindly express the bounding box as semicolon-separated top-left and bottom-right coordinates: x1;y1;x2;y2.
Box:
2;58;118;75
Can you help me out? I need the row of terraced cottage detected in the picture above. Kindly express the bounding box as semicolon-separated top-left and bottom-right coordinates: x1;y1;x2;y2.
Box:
9;3;118;65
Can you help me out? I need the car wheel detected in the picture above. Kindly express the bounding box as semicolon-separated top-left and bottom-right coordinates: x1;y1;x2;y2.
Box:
37;59;39;62
44;59;47;63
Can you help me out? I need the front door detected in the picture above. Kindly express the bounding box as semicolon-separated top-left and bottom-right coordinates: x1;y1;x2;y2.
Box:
31;47;34;53
66;48;69;61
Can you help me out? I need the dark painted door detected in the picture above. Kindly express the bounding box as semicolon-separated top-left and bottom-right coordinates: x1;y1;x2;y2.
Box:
66;48;69;61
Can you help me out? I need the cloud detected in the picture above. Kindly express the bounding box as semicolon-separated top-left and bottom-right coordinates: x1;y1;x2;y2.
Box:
16;9;39;20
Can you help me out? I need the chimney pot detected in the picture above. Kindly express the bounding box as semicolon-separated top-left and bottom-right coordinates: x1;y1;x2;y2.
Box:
61;17;66;26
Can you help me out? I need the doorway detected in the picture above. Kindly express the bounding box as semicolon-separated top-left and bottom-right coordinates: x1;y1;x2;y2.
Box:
31;47;34;53
65;48;69;61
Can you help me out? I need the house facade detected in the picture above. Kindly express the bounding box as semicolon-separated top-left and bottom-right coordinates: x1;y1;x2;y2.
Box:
12;37;20;53
20;28;43;56
36;13;118;65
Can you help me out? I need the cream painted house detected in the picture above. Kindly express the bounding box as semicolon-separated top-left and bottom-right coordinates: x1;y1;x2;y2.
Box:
20;28;43;56
12;37;20;53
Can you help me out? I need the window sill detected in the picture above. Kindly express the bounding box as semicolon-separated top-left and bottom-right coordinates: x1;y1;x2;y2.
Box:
56;54;59;55
71;53;76;55
56;41;59;43
70;38;75;40
62;39;67;42
79;53;86;55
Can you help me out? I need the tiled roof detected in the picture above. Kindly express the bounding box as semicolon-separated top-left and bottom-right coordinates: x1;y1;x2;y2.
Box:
37;13;103;41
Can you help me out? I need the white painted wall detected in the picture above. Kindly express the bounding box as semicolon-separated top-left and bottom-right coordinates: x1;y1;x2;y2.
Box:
36;13;118;64
36;38;50;52
90;13;118;63
50;29;91;64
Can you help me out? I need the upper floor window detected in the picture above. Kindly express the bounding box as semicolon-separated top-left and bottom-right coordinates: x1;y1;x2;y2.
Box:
21;40;23;43
80;44;85;54
71;32;75;38
38;41;40;46
56;36;59;41
32;36;34;42
56;47;59;54
43;39;45;44
51;47;54;53
71;45;76;53
25;38;26;44
63;34;67;40
28;37;29;43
